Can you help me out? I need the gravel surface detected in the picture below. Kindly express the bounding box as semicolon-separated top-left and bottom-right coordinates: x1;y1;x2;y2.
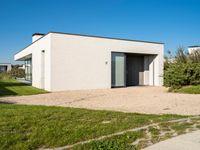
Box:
1;86;200;115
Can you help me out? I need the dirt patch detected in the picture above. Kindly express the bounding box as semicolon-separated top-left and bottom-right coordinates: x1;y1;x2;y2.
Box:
1;86;200;115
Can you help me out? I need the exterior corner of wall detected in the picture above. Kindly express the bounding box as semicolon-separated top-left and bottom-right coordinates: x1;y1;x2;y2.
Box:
49;33;53;92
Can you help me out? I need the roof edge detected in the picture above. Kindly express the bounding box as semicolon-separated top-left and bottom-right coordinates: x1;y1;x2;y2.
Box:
32;33;45;36
14;33;50;56
188;45;200;48
0;63;12;64
15;31;164;57
49;31;164;45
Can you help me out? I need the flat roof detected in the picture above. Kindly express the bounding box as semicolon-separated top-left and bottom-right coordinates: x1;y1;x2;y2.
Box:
15;31;164;56
188;45;200;48
0;63;11;64
32;33;45;36
0;63;11;66
50;31;164;44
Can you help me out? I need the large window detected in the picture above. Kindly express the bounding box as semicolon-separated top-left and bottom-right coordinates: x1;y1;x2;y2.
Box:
25;58;32;81
0;66;7;73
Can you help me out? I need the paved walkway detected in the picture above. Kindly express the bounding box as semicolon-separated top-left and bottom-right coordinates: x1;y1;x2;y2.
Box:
1;86;200;115
144;130;200;150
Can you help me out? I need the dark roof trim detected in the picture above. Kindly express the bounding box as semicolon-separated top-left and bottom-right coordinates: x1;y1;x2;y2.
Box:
188;45;200;48
15;31;164;56
49;31;164;44
32;33;45;36
0;63;11;64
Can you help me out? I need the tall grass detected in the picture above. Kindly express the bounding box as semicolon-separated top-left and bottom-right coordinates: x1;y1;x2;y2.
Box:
0;72;12;80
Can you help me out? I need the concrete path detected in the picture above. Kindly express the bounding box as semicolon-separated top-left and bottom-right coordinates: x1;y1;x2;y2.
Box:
144;130;200;150
1;86;200;115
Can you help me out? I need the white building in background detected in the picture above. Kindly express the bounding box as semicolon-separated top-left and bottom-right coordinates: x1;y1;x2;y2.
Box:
0;63;12;73
188;46;200;54
14;32;164;92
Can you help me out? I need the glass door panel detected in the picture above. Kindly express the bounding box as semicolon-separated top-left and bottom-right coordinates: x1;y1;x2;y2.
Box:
111;53;126;87
25;58;32;81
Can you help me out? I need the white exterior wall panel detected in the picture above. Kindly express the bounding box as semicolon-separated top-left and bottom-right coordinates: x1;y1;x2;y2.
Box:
15;34;52;91
50;33;163;91
15;32;164;91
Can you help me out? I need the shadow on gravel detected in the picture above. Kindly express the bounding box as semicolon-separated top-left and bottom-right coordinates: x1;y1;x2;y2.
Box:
0;101;16;104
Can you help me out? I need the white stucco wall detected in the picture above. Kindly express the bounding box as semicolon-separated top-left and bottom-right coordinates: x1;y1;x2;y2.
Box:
188;47;200;54
15;34;52;91
15;32;164;92
0;63;12;72
32;34;44;43
50;33;164;91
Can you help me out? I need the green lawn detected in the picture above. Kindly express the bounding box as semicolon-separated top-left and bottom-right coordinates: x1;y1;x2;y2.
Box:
173;85;200;94
0;79;47;97
77;119;200;150
0;104;185;150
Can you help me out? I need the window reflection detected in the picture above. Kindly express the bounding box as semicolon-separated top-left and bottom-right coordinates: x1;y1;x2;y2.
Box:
25;58;32;81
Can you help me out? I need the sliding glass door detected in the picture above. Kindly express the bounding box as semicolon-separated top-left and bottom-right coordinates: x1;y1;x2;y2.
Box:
25;58;32;81
111;53;126;87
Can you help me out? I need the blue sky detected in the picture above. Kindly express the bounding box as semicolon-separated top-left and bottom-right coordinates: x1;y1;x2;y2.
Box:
0;0;200;64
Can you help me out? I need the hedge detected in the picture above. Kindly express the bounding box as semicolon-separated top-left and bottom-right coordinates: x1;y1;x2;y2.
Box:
164;63;200;88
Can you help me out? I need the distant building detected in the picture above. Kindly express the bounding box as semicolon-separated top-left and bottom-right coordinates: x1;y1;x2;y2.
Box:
18;64;25;70
0;63;12;73
12;64;25;70
188;46;200;54
164;57;175;63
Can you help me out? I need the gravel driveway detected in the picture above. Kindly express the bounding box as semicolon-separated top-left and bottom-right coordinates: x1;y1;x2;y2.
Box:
1;86;200;115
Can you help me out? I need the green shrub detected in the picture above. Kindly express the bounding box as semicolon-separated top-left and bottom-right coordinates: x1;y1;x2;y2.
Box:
186;63;200;85
164;47;200;89
164;63;187;88
164;63;200;89
8;68;25;78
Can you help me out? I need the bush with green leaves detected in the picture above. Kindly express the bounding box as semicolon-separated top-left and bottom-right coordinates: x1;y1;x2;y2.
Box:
164;47;200;89
164;63;200;88
8;68;25;78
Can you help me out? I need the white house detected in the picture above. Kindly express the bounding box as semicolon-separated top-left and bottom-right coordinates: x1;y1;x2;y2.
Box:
0;63;12;73
14;32;164;91
188;46;200;54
